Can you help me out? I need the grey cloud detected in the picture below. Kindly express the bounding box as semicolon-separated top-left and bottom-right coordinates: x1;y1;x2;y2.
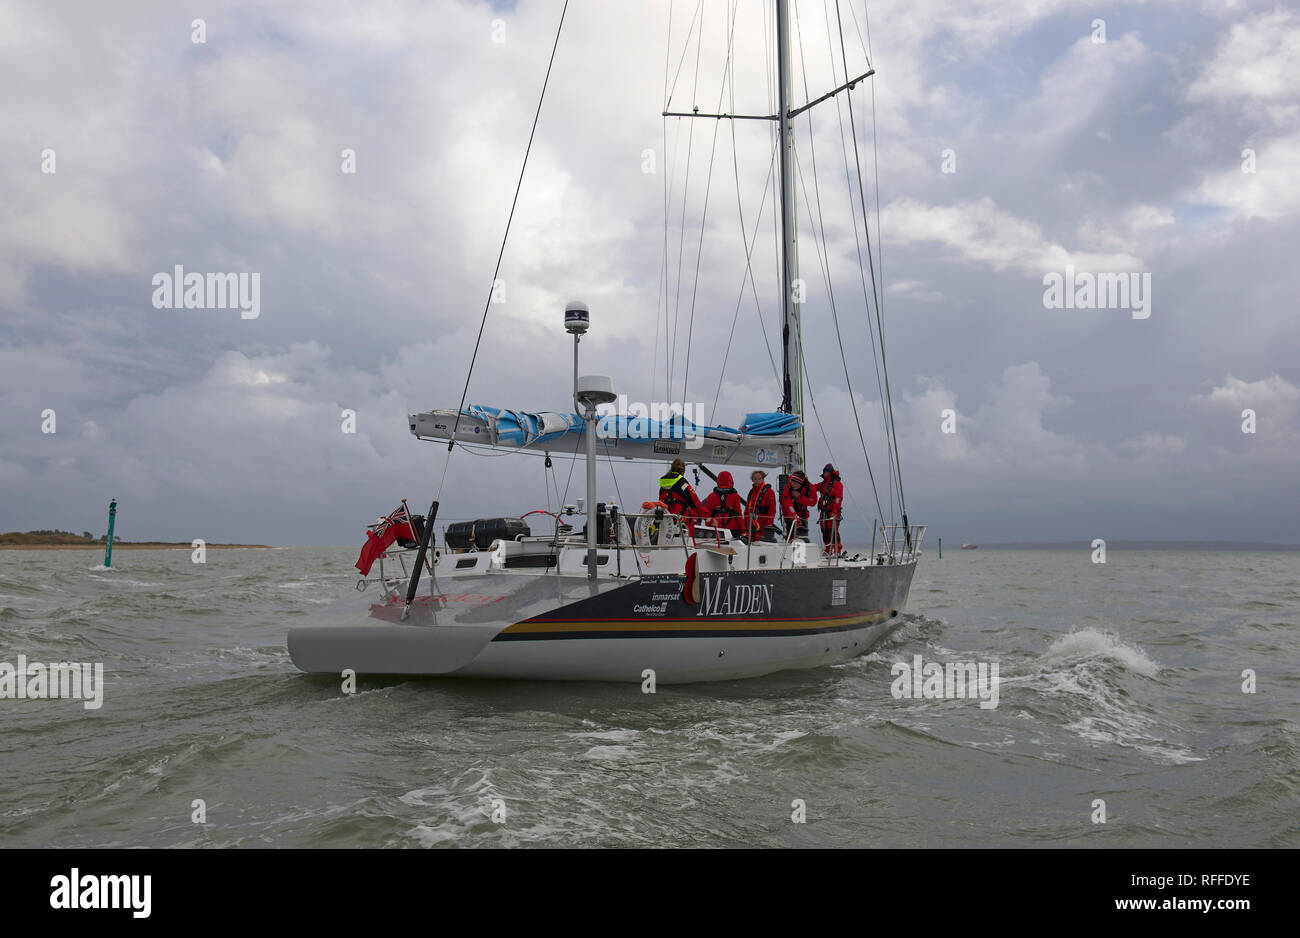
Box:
0;0;1296;547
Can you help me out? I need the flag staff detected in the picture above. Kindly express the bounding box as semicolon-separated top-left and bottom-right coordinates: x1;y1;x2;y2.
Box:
401;498;435;579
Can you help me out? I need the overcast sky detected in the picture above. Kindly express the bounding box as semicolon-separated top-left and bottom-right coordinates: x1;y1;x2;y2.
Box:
2;0;1297;546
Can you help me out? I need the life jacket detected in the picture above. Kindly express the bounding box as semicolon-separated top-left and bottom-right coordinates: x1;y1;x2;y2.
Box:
784;474;814;520
658;473;698;514
817;472;841;514
747;483;773;520
658;473;683;489
811;470;842;514
710;486;741;519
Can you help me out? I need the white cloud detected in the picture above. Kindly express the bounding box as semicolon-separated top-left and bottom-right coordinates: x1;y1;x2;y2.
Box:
1193;373;1300;449
1194;131;1300;221
0;177;138;300
1075;204;1176;255
1010;33;1150;144
804;362;1090;488
1188;8;1300;119
886;280;944;302
881;197;1142;275
1;0;1298;544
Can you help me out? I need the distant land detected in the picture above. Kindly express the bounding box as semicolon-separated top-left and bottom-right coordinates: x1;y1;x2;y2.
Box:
0;530;271;550
969;540;1300;551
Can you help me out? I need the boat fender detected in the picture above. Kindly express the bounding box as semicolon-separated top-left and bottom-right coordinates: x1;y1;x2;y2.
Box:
681;552;702;605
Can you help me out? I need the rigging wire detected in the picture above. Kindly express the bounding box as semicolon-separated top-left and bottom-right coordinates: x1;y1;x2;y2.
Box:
678;1;738;410
599;440;643;575
707;135;781;426
663;0;705;107
792;145;885;526
791;3;887;526
544;456;555;516
861;2;901;523
736;4;782;408
659;1;689;403
793;316;874;531
668;7;706;397
442;0;570;502
820;0;896;519
661;109;685;402
833;0;907;523
557;444;579;507
662;0;705;402
844;0;873;64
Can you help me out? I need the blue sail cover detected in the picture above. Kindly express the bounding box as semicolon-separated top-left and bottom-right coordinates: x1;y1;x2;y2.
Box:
409;405;801;468
467;406;580;446
736;412;801;435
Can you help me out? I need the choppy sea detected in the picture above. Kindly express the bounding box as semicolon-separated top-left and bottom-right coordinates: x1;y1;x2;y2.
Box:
1;547;1296;847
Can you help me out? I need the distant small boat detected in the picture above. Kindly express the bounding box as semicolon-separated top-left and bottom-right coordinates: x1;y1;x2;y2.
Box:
960;543;978;550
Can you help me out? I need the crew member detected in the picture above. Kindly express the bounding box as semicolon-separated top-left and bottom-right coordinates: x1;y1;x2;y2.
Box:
702;470;746;536
745;470;778;541
658;458;704;522
816;463;844;557
781;469;817;540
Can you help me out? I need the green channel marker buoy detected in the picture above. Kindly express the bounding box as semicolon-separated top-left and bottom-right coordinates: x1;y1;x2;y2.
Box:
104;498;117;567
938;537;942;558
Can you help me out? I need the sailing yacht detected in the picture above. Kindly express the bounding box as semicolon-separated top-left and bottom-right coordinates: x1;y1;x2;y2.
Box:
288;1;924;683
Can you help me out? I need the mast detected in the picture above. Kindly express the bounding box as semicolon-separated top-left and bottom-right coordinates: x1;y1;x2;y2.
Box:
775;0;805;470
662;2;876;473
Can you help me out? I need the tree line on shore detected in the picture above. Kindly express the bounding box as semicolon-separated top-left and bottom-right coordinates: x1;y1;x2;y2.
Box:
0;530;106;545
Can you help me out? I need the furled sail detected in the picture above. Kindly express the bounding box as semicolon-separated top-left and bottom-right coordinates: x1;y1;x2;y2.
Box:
409;405;799;469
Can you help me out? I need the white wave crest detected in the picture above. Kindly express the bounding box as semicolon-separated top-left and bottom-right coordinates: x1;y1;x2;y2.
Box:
1044;628;1159;677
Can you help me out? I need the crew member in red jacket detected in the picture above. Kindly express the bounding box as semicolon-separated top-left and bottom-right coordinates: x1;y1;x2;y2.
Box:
816;463;844;556
745;470;778;541
781;470;817;540
701;470;746;536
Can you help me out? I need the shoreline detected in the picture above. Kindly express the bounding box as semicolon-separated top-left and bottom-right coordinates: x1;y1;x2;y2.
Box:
0;543;275;551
